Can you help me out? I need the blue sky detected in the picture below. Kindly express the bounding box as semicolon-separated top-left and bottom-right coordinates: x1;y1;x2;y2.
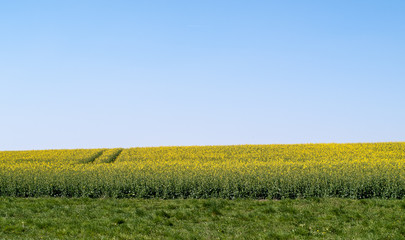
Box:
1;1;404;150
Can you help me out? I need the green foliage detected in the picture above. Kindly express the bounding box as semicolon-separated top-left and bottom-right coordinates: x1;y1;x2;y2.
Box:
0;143;404;199
0;198;404;239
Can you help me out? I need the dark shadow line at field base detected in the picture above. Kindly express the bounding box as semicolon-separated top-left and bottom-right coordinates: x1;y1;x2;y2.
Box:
86;150;105;164
107;149;123;164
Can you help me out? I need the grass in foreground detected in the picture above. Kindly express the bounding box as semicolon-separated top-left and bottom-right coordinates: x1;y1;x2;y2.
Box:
0;198;404;239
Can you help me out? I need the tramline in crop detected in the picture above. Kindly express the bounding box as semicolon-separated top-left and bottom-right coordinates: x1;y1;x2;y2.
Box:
0;143;404;198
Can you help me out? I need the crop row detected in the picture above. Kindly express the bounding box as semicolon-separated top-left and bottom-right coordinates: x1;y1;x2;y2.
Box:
0;143;404;198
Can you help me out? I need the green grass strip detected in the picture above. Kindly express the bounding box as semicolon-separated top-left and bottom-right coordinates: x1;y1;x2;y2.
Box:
0;198;404;239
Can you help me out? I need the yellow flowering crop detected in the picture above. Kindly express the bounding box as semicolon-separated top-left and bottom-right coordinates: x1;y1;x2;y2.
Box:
0;143;404;198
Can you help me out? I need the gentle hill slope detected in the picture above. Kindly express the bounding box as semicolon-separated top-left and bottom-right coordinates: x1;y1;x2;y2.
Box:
0;143;404;198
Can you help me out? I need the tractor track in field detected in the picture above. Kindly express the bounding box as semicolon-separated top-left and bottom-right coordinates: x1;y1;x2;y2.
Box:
86;150;105;163
107;149;123;163
91;149;124;164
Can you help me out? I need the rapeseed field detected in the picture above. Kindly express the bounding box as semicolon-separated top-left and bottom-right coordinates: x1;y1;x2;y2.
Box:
0;143;404;199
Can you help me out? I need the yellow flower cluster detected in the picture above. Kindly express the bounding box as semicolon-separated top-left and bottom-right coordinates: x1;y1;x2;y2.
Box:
0;143;404;198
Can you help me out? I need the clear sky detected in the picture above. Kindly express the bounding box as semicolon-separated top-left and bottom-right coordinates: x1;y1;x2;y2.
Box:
1;1;404;150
